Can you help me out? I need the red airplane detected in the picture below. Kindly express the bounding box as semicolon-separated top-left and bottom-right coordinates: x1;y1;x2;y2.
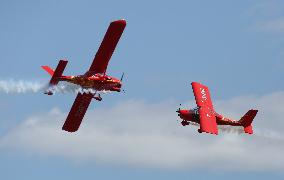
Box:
41;19;126;132
176;82;258;135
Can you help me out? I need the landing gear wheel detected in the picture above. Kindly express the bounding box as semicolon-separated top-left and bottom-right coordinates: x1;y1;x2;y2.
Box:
181;121;189;126
198;129;202;133
94;94;102;101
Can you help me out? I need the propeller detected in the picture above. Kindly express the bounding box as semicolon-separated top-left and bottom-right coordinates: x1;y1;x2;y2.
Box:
176;104;183;124
176;104;181;113
120;72;125;93
120;72;125;81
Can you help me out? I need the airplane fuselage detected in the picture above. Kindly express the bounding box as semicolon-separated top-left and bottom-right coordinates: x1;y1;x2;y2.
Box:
59;73;122;92
177;109;242;127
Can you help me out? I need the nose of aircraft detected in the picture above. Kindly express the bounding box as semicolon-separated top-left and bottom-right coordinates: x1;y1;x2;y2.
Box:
177;110;181;118
117;81;122;88
111;78;121;86
177;109;190;118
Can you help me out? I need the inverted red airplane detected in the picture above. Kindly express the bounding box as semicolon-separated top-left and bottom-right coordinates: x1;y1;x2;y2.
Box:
41;19;126;132
176;82;258;135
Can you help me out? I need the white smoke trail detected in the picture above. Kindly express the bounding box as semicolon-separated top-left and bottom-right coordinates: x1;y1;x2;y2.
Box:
218;126;284;140
218;126;244;134
46;82;112;95
254;129;284;141
0;79;45;93
0;79;112;95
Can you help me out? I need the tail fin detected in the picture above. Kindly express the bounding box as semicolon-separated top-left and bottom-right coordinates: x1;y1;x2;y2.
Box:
41;60;68;86
41;66;54;76
238;109;258;134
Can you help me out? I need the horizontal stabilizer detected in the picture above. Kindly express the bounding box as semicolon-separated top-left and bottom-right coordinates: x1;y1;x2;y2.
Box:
41;66;54;76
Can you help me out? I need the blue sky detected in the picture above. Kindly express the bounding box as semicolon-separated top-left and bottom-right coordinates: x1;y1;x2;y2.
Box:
0;0;284;179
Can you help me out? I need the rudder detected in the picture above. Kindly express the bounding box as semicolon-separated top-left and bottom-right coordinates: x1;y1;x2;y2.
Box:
41;66;54;76
239;109;258;134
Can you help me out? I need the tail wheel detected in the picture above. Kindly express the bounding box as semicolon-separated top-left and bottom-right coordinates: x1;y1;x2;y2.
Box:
94;94;102;101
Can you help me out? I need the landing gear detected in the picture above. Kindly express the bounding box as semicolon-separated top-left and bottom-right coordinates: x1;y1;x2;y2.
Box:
181;120;189;126
198;129;202;133
94;94;102;101
44;91;53;95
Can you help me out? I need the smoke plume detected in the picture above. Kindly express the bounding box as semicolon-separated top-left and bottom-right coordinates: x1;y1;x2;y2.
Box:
0;79;45;93
0;79;106;95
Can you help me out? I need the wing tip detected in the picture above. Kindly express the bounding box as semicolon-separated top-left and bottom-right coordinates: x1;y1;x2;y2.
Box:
62;126;78;133
250;109;258;113
191;81;208;88
62;123;79;133
112;19;127;25
198;129;218;135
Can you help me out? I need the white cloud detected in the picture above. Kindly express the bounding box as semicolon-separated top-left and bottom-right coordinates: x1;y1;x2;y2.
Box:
246;2;284;33
253;18;284;33
0;93;284;171
246;2;282;18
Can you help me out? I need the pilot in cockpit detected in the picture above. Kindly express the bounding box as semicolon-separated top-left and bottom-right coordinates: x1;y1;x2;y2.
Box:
192;107;199;115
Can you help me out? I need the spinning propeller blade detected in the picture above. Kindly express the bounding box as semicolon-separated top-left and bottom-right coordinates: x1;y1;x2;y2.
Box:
120;72;125;81
176;104;181;113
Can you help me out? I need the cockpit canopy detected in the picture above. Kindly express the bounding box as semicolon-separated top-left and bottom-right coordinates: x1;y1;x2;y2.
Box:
192;107;199;115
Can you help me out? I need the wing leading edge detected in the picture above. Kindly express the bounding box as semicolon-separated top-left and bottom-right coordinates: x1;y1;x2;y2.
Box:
88;19;127;75
62;93;93;132
191;82;218;135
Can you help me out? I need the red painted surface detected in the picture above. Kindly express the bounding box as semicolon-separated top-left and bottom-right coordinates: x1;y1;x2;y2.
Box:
41;20;127;132
88;19;126;75
191;82;214;109
177;82;258;135
199;106;218;135
47;60;68;85
191;82;218;135
62;93;93;132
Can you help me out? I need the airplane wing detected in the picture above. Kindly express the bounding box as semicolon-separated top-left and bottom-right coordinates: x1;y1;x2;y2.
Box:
191;82;218;134
198;106;218;134
191;82;214;108
62;93;93;132
88;19;126;75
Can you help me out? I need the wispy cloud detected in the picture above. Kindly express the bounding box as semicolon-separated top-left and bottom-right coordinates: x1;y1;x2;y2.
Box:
0;93;284;170
246;2;282;18
247;2;284;33
253;18;284;33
